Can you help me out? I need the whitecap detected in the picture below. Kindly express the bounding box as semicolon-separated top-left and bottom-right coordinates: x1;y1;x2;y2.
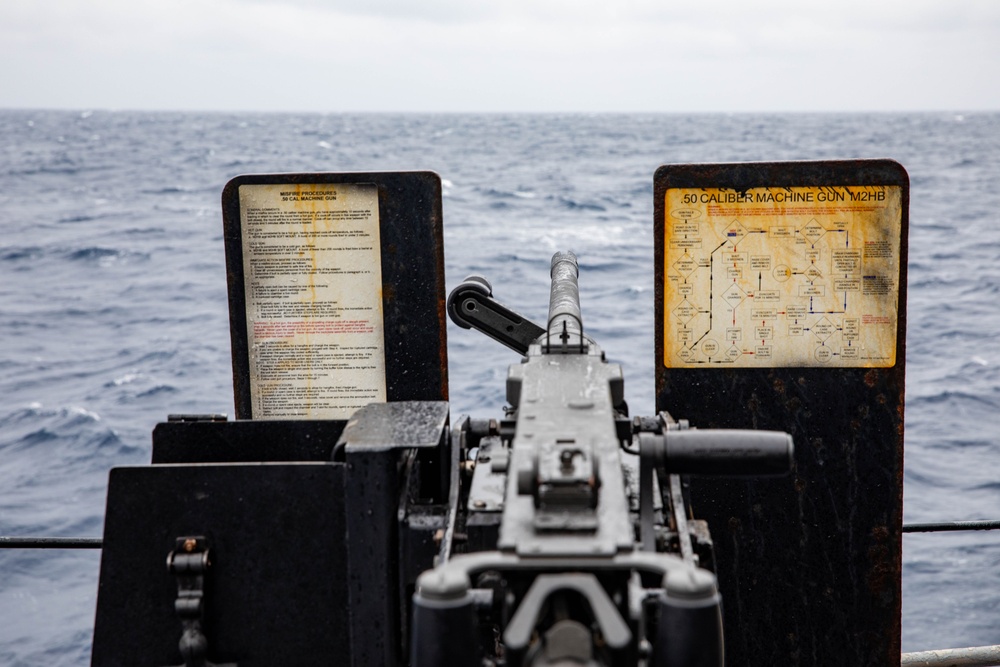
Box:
67;406;101;422
317;140;332;149
110;372;143;386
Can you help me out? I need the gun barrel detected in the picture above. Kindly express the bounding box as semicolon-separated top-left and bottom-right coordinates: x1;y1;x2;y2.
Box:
547;251;583;336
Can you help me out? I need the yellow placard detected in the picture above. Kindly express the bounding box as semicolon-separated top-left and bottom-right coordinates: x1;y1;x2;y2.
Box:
663;185;902;368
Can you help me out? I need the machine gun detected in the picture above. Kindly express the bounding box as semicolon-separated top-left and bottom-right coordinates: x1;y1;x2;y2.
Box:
88;248;791;667
410;251;794;667
83;165;913;666
89;164;916;666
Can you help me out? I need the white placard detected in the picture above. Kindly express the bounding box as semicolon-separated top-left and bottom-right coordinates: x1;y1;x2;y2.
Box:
239;183;386;419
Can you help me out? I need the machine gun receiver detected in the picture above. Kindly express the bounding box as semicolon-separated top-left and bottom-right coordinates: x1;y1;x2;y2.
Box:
411;251;794;667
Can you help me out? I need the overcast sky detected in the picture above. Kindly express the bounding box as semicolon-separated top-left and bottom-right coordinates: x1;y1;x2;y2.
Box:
2;0;998;113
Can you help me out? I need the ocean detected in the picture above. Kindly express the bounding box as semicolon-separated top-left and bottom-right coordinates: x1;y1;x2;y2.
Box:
1;110;998;664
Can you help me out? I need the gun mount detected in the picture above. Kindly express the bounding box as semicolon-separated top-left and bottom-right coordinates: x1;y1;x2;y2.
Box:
90;163;912;666
413;251;794;667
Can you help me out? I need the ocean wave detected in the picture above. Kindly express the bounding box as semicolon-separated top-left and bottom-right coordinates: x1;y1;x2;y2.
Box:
6;165;81;177
1;246;44;261
104;372;143;387
922;437;996;450
62;246;150;264
907;390;999;410
968;481;1000;492
950;157;979;169
57;214;100;224
66;247;119;262
139;185;198;195
903;467;950;487
134;384;179;398
555;195;606;212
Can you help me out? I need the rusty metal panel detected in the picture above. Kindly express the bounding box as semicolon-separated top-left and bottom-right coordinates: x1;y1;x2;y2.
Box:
222;172;447;419
654;160;908;666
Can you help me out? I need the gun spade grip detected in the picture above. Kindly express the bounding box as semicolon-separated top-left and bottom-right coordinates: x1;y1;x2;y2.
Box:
664;429;794;477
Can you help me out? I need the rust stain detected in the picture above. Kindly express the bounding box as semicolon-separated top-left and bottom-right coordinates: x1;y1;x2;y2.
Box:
866;525;892;596
662;185;902;369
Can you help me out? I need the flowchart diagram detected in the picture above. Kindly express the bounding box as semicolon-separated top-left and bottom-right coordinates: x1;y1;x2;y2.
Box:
662;185;903;368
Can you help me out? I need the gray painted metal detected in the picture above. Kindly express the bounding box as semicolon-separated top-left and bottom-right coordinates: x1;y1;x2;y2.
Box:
502;344;632;556
901;645;1000;666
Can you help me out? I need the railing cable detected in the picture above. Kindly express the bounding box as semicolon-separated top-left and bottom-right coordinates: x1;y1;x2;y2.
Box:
0;537;103;549
902;520;1000;533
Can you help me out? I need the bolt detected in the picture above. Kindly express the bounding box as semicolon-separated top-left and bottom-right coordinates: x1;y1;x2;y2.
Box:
183;538;197;553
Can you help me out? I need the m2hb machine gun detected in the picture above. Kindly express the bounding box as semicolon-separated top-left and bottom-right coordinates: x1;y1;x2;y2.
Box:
92;162;907;666
412;250;793;667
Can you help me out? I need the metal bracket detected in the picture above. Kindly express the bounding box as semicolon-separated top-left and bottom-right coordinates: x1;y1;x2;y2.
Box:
447;275;545;355
542;319;588;355
164;536;236;667
503;573;632;651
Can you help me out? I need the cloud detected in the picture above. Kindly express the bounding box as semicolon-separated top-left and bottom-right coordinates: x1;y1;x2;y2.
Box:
1;0;998;111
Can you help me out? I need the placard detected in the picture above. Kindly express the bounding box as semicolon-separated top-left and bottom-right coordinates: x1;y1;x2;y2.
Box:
222;172;447;420
238;183;386;419
662;184;903;368
654;160;909;665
